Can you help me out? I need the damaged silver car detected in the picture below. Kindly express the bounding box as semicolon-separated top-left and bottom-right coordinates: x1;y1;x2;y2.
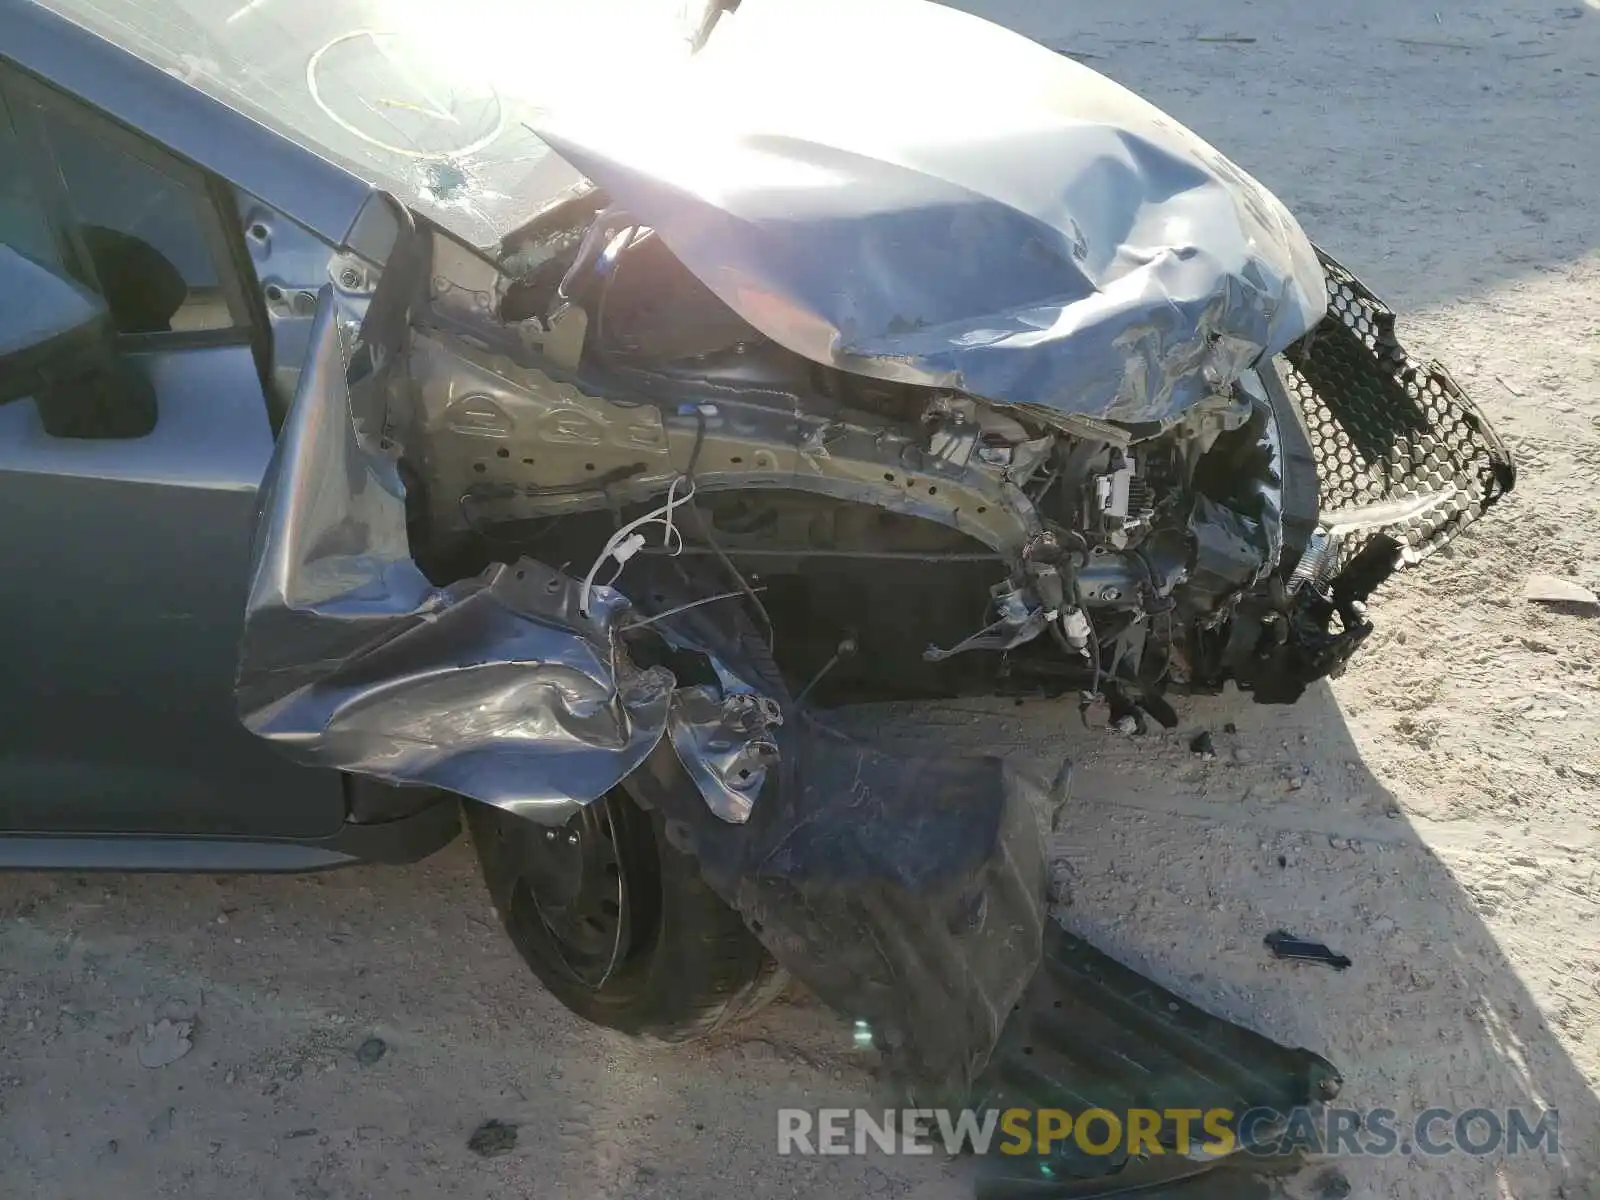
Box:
1;0;1510;1168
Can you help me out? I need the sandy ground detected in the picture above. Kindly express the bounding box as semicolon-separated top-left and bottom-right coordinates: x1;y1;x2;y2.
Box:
4;1;1599;1197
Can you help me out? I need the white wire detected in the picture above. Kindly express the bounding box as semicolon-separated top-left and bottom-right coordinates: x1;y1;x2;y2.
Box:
578;475;695;616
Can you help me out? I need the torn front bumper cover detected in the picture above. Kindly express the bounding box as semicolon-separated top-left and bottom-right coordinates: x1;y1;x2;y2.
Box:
974;925;1342;1198
1281;248;1515;574
1193;250;1516;704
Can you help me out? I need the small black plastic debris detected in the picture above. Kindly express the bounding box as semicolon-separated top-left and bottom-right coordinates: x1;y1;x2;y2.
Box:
1190;730;1216;758
1224;722;1238;734
1264;930;1351;970
468;1119;518;1158
356;1036;387;1066
1313;1166;1353;1199
1276;855;1288;870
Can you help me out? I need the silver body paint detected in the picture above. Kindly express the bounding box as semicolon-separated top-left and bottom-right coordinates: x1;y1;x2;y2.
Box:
531;0;1328;423
236;293;678;822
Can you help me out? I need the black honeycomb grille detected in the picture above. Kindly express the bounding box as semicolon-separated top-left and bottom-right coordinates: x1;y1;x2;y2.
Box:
1276;249;1515;571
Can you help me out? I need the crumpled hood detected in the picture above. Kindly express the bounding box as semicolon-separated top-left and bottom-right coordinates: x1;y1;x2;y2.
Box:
530;0;1327;424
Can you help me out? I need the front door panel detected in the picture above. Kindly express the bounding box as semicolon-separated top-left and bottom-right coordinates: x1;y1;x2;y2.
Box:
0;343;345;836
0;60;344;837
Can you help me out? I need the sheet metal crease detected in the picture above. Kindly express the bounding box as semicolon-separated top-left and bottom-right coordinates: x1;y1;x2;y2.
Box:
236;289;674;822
527;0;1328;425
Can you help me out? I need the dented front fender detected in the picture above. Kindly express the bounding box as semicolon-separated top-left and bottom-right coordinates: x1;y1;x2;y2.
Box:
236;290;680;822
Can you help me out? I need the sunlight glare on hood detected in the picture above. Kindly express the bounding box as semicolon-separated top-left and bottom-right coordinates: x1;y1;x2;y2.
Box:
381;0;701;120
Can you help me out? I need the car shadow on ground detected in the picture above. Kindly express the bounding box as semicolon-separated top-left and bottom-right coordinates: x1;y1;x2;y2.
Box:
857;683;1599;1196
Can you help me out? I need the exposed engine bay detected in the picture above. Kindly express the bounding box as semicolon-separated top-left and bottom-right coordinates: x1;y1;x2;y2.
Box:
393;199;1507;731
233;0;1514;1122
410;207;1321;726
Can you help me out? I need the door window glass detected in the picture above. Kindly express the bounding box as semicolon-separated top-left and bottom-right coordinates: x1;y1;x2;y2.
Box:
38;108;236;335
0;92;61;271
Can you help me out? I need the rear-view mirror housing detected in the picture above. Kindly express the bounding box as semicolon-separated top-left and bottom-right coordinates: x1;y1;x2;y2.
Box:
0;243;155;437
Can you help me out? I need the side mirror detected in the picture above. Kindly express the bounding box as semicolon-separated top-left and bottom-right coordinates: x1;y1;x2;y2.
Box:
0;244;156;438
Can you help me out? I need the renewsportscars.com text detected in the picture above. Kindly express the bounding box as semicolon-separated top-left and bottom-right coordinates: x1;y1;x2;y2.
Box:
777;1106;1559;1159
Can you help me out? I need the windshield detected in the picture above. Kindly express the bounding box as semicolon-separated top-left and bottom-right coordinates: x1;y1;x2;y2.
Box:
38;0;712;246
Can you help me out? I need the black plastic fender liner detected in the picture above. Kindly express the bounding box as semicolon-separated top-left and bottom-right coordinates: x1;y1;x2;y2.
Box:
614;556;1051;1096
625;724;1056;1101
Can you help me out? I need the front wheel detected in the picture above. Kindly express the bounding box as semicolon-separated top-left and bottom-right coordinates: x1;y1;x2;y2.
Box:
466;788;785;1041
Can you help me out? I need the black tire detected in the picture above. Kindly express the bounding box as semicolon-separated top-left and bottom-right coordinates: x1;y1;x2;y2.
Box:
466;788;784;1042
